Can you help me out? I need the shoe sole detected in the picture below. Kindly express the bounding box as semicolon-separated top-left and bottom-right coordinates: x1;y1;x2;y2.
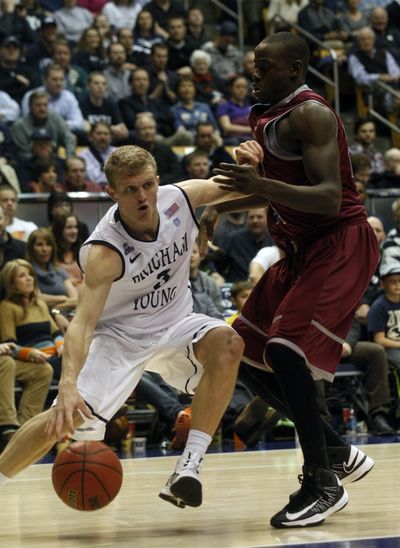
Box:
270;490;349;528
340;454;374;485
171;476;202;507
158;490;187;509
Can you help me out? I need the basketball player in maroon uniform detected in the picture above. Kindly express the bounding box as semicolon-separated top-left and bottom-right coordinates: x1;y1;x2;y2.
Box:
202;32;380;528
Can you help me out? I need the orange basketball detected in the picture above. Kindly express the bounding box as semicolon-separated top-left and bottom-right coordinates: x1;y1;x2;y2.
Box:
52;441;123;511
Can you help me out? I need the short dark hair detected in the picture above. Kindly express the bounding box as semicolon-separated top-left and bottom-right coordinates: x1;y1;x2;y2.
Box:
353;116;375;134
230;280;253;299
260;32;310;74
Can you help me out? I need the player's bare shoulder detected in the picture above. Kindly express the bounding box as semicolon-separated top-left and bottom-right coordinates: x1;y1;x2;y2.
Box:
289;101;337;144
85;243;123;282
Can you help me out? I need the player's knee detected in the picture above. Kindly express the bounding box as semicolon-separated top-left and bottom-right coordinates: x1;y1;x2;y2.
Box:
217;331;244;370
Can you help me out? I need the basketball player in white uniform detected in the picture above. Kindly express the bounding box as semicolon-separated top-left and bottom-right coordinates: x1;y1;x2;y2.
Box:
0;146;245;510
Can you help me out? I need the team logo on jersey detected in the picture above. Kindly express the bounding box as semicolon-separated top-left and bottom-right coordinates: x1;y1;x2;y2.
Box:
173;218;181;226
122;243;135;255
164;202;180;218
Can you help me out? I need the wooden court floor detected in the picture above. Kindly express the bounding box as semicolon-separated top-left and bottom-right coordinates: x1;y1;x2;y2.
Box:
1;443;399;548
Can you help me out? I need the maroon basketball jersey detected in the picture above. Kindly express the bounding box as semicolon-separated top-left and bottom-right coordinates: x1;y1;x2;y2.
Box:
249;85;366;251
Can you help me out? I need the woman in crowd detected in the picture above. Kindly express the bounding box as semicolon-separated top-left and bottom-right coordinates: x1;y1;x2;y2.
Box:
132;8;163;66
0;259;63;381
26;228;77;315
29;160;64;193
51;212;83;287
73;27;107;73
93;13;114;50
47;192;90;241
216;75;252;145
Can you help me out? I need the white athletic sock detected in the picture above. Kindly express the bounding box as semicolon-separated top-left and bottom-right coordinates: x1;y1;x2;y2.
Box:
184;429;212;456
0;472;10;487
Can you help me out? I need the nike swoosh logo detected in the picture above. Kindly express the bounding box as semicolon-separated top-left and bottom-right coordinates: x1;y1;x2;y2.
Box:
285;498;322;521
343;453;362;474
129;253;141;264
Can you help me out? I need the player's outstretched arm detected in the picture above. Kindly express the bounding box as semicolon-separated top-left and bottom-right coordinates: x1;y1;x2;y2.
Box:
45;245;122;440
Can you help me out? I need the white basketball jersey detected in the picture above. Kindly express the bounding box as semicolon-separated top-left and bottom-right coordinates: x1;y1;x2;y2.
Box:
79;185;199;340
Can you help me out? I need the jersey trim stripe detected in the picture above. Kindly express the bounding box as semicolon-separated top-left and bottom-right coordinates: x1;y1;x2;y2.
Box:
173;184;199;229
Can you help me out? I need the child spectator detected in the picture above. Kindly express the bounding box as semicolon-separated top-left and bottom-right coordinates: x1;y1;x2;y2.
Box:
225;280;253;325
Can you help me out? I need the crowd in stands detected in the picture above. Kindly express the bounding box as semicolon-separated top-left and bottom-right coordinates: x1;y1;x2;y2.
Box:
1;0;400;455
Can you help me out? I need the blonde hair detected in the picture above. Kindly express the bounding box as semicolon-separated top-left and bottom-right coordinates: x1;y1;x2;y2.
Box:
1;259;39;309
104;145;157;188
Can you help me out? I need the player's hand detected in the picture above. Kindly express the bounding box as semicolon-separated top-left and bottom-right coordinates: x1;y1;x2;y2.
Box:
213;163;264;195
235;140;264;166
45;382;93;441
198;206;220;258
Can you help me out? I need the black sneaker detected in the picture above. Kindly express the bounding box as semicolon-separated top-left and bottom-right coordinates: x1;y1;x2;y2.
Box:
270;466;348;528
328;445;374;485
368;413;396;436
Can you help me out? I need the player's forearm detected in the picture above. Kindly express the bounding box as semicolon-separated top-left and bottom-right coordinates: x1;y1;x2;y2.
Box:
59;319;93;386
214;195;269;213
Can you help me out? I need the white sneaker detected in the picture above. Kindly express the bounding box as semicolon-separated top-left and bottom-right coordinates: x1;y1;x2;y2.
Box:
159;450;203;508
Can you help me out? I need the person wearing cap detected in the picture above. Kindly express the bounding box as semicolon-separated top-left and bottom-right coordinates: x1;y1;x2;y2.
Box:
26;16;59;71
0;36;39;104
201;21;243;81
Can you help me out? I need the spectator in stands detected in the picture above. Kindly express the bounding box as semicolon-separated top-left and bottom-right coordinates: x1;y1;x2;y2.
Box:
133;112;182;185
26;16;59;72
202;21;243;82
51;38;88;100
26;228;78;317
215;208;272;283
249;245;283;285
188;121;233;176
348;117;385;174
51;211;84;286
184;149;210;182
0;259;64;381
268;0;309;33
213;211;247;249
298;0;348;52
21;64;85;133
54;0;93;44
73;27;107;74
102;0;145;30
347;27;400;113
171;76;219;142
0;35;38;105
166;15;196;73
0;184;37;241
216;75;252;146
370;6;400;64
118;67;175;140
79;71;129;143
369;148;400;188
240;49;255;103
387;0;400;29
117;27;138;66
0;339;50;454
60;156;102;192
0;204;25;269
103;42;132;101
0;122;16;166
189;49;225;106
78;122;116;186
186;7;213;49
12;91;77;162
147;43;178;105
29;159;64;193
146;0;186;38
0;1;35;46
132;8;164;66
225;280;253;326
351;152;372;188
19;0;44;34
46;191;89;241
0;90;19;124
337;0;369;39
387;197;400;238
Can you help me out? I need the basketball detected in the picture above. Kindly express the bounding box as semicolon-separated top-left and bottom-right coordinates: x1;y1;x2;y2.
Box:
52;440;123;511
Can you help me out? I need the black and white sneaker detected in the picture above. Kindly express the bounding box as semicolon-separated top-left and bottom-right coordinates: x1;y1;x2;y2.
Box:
328;445;374;485
270;466;348;528
159;450;203;508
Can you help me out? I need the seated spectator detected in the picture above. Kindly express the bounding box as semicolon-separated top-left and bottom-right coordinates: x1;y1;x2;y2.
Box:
0;90;19;124
387;197;400;238
103;42;132;102
184;149;209;183
268;0;309;33
351;152;372;189
148;43;179;106
171;76;219;142
102;0;145;29
54;0;93;44
186;121;233;176
225;280;253;325
347;27;400;113
0;121;16;167
60;156;102;192
26;16;59;72
50;38;88;100
79;71;129;143
117;27;138;66
249;245;283;285
26;228;78;316
29;159;64;193
0;340;50;453
133;112;182;185
387;0;400;29
186;7;214;49
79;122;116;186
201;21;243;82
0;259;63;381
298;0;349;54
370;6;400;65
12;91;77;162
166;15;196;74
369;148;400;188
47;191;89;241
132;8;164;66
0;1;36;46
73;27;108;74
216;75;252;146
21;64;85;133
51;211;84;286
213;210;247;249
0;204;26;269
240;49;255;104
0;35;39;105
0;184;37;241
19;0;44;34
348;117;385;174
145;0;186;39
189;49;225;106
93;13;113;49
337;0;369;40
